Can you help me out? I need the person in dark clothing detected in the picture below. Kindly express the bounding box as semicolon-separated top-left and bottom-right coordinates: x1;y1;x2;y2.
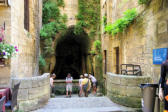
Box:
159;55;168;112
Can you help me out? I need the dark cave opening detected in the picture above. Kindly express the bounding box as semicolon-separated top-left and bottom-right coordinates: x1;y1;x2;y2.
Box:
53;27;89;79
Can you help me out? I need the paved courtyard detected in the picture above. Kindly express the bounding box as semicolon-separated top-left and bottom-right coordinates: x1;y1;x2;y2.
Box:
33;95;137;112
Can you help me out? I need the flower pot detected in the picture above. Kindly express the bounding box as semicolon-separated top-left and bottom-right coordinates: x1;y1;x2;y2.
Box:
0;58;5;66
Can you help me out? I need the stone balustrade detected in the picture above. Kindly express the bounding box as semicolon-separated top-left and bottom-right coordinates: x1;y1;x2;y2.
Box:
106;72;151;108
11;73;50;111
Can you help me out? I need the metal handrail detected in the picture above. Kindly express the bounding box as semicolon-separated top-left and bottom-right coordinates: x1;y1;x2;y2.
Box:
120;64;142;76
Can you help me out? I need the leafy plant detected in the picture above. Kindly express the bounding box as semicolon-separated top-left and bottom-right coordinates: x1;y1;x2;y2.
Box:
39;55;46;69
93;40;101;52
42;1;60;24
40;22;57;39
56;0;65;7
0;43;18;59
138;0;151;5
0;27;18;59
105;8;137;36
103;16;107;26
74;0;100;38
40;0;67;57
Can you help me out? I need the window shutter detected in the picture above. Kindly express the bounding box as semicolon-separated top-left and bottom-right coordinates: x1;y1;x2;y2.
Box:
24;0;29;31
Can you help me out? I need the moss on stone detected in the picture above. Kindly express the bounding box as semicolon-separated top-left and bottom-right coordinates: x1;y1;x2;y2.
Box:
108;92;141;108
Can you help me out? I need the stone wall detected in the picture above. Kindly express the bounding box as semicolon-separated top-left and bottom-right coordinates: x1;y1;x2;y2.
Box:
10;0;41;78
101;0;168;83
106;72;151;108
11;73;50;111
60;0;78;27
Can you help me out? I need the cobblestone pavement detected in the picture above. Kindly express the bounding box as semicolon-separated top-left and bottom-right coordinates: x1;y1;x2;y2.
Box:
33;95;136;112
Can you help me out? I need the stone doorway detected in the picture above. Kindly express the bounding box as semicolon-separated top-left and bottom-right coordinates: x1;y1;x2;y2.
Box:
53;27;89;79
114;47;119;74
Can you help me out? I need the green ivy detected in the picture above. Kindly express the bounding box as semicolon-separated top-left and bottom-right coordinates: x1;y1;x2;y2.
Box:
74;0;100;38
138;0;151;5
93;40;101;53
39;55;46;69
42;1;60;24
56;0;65;7
105;8;137;36
40;0;67;57
103;16;107;26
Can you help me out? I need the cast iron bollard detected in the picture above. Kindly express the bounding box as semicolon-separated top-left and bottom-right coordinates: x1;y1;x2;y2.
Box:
140;83;158;112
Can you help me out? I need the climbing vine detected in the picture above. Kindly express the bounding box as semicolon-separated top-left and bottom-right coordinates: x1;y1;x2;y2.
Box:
138;0;151;5
39;55;46;69
105;8;137;36
74;0;100;38
40;0;67;58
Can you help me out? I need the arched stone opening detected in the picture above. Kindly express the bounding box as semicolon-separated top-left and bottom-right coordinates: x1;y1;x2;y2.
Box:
53;26;89;79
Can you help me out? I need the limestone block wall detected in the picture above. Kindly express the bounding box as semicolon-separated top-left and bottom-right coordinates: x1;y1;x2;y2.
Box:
10;0;41;78
61;0;78;27
11;73;50;111
106;72;151;108
101;0;168;83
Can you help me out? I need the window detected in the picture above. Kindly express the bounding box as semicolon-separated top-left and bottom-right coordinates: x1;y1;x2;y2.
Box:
24;0;29;31
0;0;7;6
104;50;107;74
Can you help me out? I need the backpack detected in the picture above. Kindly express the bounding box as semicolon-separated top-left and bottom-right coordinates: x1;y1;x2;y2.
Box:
83;79;89;92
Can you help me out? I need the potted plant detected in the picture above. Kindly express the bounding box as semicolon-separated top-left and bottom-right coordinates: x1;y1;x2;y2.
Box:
0;27;18;66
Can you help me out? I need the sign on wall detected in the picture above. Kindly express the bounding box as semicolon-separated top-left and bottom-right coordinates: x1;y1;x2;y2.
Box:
153;48;168;64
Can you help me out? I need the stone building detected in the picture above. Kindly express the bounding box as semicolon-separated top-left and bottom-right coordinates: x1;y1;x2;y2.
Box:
0;0;42;86
44;0;100;79
101;0;168;83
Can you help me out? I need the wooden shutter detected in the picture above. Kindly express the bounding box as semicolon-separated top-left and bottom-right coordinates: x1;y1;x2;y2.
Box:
24;0;29;31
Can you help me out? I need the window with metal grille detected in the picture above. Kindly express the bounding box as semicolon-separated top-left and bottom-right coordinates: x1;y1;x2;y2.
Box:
24;0;29;31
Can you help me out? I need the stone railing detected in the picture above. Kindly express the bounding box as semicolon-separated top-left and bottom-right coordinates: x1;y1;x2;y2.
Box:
11;73;50;111
53;80;79;95
106;72;151;108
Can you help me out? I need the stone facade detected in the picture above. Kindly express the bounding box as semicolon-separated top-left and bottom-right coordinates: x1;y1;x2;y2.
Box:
106;72;151;108
11;73;50;111
60;0;78;27
101;0;168;83
0;0;42;86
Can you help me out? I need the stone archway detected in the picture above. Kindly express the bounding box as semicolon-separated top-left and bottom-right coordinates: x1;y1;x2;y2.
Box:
53;26;89;79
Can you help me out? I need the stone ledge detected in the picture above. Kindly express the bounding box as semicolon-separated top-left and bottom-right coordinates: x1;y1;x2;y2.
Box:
11;73;50;111
107;72;151;86
106;72;151;108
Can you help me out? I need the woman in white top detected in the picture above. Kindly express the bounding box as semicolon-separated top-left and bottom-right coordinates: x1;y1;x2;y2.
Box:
89;73;97;94
66;73;73;97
